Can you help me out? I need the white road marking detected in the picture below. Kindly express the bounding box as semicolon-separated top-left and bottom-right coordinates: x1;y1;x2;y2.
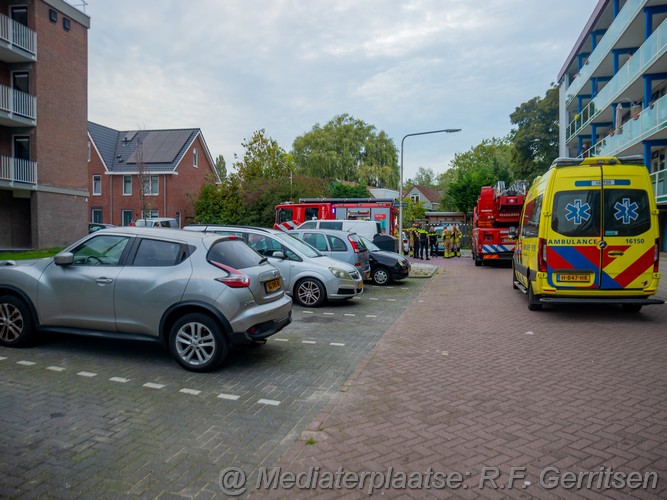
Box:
330;342;345;346
302;311;314;314
525;331;534;335
369;298;379;301
302;340;316;344
323;312;334;316
109;377;129;383
179;388;201;396
0;356;7;361
218;393;240;401
143;382;165;389
387;298;396;302
77;371;97;377
344;313;356;317
16;360;35;366
365;315;377;318
46;366;65;372
273;338;289;342
258;399;281;406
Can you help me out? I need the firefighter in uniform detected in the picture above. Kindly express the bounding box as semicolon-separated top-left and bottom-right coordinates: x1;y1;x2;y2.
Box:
428;226;438;257
419;224;429;260
443;225;454;258
453;224;462;257
411;223;421;258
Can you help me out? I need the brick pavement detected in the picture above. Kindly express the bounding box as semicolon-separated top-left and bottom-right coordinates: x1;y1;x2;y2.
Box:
260;254;667;498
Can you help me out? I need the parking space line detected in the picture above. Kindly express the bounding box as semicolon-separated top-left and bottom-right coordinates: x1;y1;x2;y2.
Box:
258;399;281;406
344;313;355;317
109;377;129;383
330;342;345;346
77;371;97;377
17;360;36;366
179;388;201;396
0;356;6;361
365;315;377;318
273;338;289;342
217;393;240;401
302;340;316;344
143;382;165;389
302;311;314;314
46;366;65;372
323;312;334;316
369;298;379;300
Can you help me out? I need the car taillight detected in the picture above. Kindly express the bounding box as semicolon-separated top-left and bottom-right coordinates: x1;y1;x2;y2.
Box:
210;260;250;288
537;238;547;273
348;236;361;253
654;239;660;272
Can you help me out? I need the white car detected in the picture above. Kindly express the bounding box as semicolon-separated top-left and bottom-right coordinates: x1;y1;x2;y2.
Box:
184;225;364;307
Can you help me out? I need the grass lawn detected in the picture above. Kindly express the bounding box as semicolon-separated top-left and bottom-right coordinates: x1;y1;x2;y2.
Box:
0;248;63;260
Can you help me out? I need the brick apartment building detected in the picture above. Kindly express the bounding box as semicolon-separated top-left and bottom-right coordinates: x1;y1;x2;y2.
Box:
0;0;89;249
88;122;219;227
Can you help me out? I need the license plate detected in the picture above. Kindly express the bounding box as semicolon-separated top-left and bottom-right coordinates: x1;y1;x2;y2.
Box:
358;281;363;289
558;273;589;283
265;278;281;293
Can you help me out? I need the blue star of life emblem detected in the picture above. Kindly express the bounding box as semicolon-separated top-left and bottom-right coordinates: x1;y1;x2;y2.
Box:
565;199;591;225
614;198;639;224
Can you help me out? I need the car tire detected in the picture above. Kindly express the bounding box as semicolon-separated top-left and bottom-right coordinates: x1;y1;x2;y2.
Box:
474;252;482;267
622;304;642;313
372;267;391;286
294;278;326;307
527;283;542;311
0;295;36;347
169;313;228;372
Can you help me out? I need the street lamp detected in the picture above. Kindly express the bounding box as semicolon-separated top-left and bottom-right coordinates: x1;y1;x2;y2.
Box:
399;128;462;255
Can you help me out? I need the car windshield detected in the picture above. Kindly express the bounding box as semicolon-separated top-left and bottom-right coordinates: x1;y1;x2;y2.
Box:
360;236;380;252
275;232;322;258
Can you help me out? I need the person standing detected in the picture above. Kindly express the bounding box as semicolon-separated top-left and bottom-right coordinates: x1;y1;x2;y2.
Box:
428;226;438;257
412;223;421;258
443;225;454;258
453;224;462;257
419;224;429;260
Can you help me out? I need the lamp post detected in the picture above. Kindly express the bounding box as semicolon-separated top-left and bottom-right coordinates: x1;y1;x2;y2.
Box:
399;128;461;255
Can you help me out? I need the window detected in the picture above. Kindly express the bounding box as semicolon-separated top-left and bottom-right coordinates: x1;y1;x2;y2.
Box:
63;18;70;31
193;148;198;168
303;233;328;251
133;239;182;267
522;195;542;238
91;209;102;223
603;189;651;237
328;235;348;252
49;9;57;23
11;6;28;27
123;176;132;196
142;209;159;219
92;175;101;196
319;221;343;230
142;175;159;195
278;208;293;224
71;235;130;266
411;194;420;203
175;212;181;228
13;136;30;161
305;208;319;221
12;72;29;94
551;190;600;237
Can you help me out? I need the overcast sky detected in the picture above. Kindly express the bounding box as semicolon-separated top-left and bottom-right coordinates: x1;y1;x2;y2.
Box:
83;0;598;181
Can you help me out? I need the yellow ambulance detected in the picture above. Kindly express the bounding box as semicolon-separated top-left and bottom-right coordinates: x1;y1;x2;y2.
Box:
512;155;663;312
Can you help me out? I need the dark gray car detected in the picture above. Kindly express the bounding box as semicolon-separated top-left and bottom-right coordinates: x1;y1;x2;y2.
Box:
0;228;292;372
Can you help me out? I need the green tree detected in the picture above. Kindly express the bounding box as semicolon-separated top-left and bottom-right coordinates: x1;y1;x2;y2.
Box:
410;166;437;187
214;154;227;180
401;198;427;228
234;129;292;182
327;181;370;198
510;85;559;181
292;114;399;186
443;138;514;213
194;174;245;224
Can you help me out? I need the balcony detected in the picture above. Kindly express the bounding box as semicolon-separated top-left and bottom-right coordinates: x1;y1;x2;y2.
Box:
0;83;37;127
0;12;37;63
0;155;37;186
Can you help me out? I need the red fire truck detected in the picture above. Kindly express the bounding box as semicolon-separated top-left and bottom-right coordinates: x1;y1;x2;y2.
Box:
275;198;399;235
471;180;528;266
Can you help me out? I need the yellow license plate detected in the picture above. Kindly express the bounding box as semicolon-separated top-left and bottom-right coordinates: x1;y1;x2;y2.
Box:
558;273;589;283
265;278;281;293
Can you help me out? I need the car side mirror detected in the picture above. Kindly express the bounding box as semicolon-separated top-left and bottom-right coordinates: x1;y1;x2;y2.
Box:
271;251;285;259
54;252;74;266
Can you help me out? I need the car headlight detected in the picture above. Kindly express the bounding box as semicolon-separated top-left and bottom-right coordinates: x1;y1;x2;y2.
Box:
398;259;408;268
329;267;352;279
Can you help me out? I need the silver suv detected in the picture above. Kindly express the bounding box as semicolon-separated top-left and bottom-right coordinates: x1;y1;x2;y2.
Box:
0;227;292;372
184;225;364;307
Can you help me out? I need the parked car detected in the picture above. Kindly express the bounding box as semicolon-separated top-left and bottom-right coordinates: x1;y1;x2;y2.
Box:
184;225;364;307
131;218;179;228
359;236;411;285
288;229;371;279
88;222;115;233
402;231;410;254
297;219;382;241
0;227;292;372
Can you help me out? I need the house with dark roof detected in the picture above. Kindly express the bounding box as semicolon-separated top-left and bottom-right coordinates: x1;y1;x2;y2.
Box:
405;185;442;211
88;122;219;227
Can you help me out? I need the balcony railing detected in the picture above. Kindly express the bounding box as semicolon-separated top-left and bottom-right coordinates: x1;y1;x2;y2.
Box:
0;83;37;121
0;12;37;57
566;17;667;142
565;0;646;107
0;155;37;185
650;169;667;204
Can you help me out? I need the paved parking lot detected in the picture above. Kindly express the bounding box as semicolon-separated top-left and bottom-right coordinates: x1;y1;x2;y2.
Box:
0;279;426;498
2;256;666;499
